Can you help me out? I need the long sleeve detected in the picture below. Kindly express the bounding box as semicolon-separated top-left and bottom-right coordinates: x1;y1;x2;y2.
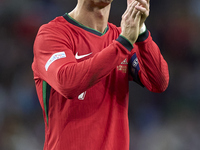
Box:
134;31;169;93
32;25;132;99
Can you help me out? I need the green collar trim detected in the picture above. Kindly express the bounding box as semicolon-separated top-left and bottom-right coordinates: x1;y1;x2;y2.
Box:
63;13;109;36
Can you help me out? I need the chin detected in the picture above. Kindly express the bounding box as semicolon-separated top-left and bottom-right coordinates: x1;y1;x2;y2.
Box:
96;0;113;3
93;0;113;7
105;0;113;2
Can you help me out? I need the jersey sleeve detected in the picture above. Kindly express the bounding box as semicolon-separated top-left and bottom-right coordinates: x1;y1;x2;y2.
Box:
32;24;132;99
130;30;169;93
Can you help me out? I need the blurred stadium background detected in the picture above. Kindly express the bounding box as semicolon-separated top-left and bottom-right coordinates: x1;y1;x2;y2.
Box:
0;0;200;149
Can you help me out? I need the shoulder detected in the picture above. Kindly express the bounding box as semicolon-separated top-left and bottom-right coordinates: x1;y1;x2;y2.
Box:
37;16;73;36
34;16;74;52
35;16;75;46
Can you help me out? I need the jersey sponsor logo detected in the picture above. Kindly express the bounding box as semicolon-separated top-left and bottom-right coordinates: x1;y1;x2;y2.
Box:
78;91;86;100
118;58;128;73
45;52;66;71
117;65;127;73
75;52;92;60
121;58;128;64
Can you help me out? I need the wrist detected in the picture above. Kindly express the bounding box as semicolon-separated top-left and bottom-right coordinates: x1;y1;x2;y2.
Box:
119;34;133;47
116;35;134;52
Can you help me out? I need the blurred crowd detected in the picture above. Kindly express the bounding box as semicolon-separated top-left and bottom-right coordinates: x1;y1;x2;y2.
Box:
0;0;200;150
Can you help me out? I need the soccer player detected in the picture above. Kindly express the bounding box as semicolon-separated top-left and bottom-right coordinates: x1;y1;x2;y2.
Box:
32;0;169;149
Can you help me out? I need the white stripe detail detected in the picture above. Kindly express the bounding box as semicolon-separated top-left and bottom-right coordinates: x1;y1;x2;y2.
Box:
45;52;66;71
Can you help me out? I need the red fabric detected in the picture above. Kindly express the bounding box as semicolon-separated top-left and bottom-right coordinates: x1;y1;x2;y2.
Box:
32;16;169;150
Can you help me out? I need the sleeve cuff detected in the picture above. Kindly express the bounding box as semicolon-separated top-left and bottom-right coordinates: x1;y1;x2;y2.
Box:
136;29;149;42
116;35;133;52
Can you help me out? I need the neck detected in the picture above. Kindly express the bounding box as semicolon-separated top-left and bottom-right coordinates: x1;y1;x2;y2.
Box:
69;2;111;33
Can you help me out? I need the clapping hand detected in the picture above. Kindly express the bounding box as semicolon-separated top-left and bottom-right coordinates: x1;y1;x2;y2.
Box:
120;0;150;44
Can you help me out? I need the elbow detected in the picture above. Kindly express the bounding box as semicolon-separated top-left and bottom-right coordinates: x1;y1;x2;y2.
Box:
57;82;79;99
141;65;170;93
149;75;169;93
154;81;169;93
56;74;80;99
55;64;81;99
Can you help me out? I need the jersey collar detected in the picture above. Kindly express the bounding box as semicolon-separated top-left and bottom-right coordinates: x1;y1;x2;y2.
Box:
63;13;109;36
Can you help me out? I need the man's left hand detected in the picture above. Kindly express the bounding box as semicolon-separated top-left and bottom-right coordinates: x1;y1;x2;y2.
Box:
128;0;150;29
135;0;150;28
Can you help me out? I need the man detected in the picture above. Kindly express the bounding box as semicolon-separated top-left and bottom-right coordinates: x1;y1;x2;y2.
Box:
32;0;169;149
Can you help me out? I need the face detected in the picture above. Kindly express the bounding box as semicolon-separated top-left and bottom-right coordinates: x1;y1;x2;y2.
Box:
78;0;113;8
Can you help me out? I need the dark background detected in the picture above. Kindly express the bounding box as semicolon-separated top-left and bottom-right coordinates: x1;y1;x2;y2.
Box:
0;0;200;149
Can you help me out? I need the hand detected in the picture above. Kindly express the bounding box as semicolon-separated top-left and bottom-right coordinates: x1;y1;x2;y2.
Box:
120;1;142;44
127;0;133;5
135;0;150;28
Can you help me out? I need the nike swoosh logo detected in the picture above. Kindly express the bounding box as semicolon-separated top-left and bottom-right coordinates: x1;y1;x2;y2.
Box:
75;52;92;59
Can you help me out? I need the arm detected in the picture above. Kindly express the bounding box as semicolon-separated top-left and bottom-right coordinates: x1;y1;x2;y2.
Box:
33;26;133;99
132;30;169;93
124;0;169;92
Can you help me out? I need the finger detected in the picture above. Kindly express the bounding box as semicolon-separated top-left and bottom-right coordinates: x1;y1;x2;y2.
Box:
123;1;138;18
135;0;149;9
135;5;147;14
135;11;142;24
123;1;134;17
135;4;149;18
130;2;140;18
135;0;149;16
127;0;135;6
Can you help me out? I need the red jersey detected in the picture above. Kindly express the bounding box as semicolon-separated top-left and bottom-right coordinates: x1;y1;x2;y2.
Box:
32;13;169;150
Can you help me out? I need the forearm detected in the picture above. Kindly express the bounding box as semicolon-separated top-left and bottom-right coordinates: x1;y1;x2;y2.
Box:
50;39;132;99
136;31;169;93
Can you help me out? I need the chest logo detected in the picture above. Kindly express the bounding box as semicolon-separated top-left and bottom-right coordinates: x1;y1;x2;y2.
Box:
121;58;128;64
75;52;92;60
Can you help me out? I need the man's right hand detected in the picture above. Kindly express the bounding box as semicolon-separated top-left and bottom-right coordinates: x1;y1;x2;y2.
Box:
120;1;142;45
